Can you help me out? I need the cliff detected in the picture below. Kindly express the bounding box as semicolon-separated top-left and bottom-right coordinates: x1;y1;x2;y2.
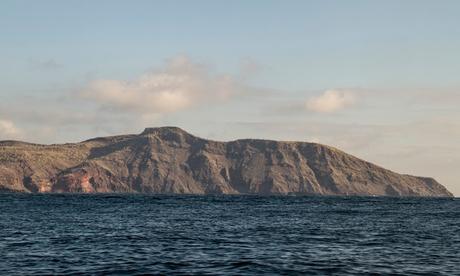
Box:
0;127;453;196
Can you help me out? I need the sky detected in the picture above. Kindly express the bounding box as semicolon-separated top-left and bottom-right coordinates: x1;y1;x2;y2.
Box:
0;0;459;195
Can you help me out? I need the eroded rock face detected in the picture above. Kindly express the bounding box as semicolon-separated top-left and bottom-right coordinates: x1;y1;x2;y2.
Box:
0;127;453;197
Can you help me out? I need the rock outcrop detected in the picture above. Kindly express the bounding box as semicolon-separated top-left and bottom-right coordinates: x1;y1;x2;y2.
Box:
0;127;453;196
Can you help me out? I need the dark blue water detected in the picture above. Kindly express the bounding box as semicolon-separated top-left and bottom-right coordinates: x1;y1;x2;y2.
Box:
0;194;458;275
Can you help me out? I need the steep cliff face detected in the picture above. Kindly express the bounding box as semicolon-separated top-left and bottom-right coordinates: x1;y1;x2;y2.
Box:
0;127;453;196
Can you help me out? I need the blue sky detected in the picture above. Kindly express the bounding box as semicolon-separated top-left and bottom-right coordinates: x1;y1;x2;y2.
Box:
1;0;459;195
3;0;460;89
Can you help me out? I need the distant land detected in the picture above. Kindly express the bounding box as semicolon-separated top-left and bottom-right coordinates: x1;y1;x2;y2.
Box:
0;127;453;197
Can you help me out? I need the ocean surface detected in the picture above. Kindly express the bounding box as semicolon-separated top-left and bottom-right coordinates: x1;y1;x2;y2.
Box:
0;194;458;275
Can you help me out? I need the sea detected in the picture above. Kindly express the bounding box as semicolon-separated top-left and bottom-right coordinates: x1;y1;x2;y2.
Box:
0;194;458;275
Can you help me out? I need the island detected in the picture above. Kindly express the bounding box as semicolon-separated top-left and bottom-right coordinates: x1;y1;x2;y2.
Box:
0;127;453;196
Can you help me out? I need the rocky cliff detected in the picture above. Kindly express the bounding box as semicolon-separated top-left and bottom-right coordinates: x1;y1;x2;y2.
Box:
0;127;453;196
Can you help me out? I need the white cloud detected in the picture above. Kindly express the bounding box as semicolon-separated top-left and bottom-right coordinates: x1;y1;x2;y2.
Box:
0;119;22;140
80;56;237;115
306;89;356;113
28;58;63;70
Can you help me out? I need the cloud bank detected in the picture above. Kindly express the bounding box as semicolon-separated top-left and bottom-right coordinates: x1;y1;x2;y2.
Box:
0;119;22;140
80;56;237;115
306;89;356;113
